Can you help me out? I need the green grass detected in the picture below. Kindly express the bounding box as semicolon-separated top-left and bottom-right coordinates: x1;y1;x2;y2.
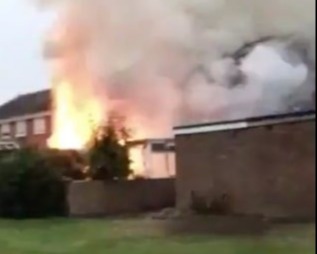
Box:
0;219;315;254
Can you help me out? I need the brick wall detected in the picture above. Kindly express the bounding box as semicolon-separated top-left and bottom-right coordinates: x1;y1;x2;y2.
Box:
68;179;175;217
0;115;52;149
175;120;315;219
23;116;51;148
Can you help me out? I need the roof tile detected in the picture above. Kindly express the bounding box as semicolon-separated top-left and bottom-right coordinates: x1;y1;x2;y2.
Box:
0;90;51;120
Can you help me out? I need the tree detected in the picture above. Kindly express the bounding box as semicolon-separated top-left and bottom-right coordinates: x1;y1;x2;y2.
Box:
87;116;132;181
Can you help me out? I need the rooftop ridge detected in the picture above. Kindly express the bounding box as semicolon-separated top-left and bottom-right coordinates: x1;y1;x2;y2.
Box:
0;89;51;120
174;110;315;131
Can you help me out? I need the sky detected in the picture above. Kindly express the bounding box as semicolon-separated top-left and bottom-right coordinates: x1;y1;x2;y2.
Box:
0;0;56;105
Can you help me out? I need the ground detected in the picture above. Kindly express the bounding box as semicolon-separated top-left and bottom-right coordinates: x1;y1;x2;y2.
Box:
0;218;315;254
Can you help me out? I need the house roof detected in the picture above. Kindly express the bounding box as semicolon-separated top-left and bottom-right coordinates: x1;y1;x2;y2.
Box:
127;139;175;153
127;138;174;146
0;90;51;120
174;110;316;136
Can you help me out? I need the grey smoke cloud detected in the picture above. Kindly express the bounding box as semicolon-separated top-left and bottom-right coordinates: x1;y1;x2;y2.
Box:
40;0;315;135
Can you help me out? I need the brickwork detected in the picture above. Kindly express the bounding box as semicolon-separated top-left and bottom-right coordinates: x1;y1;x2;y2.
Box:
175;120;315;219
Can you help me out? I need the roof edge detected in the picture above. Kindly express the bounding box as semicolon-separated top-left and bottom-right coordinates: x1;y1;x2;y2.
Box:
0;111;51;124
174;110;315;136
0;89;51;120
127;138;174;146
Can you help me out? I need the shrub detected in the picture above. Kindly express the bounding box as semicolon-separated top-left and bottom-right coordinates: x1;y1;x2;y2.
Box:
41;149;87;180
190;191;233;215
0;149;67;218
87;117;132;181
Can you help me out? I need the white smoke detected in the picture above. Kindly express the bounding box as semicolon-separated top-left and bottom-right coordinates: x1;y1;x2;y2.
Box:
241;43;308;114
40;0;315;135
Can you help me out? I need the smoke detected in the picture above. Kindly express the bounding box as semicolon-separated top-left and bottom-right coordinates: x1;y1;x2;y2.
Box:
40;0;315;135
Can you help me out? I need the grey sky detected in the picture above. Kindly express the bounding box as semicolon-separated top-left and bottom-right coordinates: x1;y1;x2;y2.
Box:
0;0;55;105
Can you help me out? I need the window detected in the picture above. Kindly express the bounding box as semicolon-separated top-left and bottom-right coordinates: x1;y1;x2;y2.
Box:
33;118;46;135
151;142;175;153
16;121;27;137
0;124;10;139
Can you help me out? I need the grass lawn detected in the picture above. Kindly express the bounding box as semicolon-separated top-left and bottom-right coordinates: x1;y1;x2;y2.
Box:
0;218;315;254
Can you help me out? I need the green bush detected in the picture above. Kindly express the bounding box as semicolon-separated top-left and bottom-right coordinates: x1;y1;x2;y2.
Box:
87;118;132;181
41;149;87;180
0;149;67;218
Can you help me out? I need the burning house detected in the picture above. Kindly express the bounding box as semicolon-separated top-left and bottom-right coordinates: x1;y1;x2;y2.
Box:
0;90;175;178
128;139;175;179
2;0;315;177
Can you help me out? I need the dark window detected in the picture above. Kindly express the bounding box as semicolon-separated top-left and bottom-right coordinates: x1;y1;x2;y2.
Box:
151;142;175;152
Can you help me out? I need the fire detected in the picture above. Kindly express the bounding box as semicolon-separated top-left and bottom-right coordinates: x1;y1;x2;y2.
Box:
46;14;108;150
47;78;153;177
45;11;169;178
48;79;105;150
47;76;150;176
129;145;146;177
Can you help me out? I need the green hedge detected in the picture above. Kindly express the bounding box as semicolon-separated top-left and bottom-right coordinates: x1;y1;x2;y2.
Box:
0;149;67;218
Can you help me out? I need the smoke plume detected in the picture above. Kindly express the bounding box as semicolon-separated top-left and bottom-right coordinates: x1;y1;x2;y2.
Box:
41;0;315;137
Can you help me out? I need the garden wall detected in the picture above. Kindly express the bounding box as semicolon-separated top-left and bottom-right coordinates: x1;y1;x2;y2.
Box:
68;178;175;217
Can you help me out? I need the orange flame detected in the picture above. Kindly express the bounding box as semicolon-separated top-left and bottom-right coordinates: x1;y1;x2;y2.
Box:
129;145;146;177
48;79;106;150
46;13;170;177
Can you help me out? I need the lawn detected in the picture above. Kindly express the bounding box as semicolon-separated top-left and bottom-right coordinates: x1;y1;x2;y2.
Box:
0;218;315;254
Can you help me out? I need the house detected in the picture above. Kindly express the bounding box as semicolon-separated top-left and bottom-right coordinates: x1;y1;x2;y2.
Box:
0;90;52;150
127;139;175;179
0;90;176;178
174;110;316;219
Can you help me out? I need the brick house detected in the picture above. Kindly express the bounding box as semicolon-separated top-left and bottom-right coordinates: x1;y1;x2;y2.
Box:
0;90;175;178
128;139;176;178
0;90;52;150
174;110;315;219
